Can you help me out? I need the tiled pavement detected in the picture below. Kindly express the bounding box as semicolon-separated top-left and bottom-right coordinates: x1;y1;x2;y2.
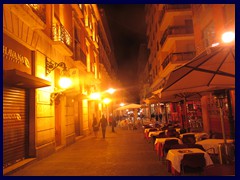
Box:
6;126;172;176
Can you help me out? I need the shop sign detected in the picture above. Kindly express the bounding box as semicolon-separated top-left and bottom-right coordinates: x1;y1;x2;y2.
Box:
3;34;32;74
3;45;30;68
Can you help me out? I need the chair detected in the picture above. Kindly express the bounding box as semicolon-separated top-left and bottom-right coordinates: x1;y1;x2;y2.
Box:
148;128;158;132
180;153;206;175
182;134;196;145
166;128;178;138
152;131;166;148
210;132;223;139
170;144;189;150
163;139;179;155
187;144;205;151
180;128;187;134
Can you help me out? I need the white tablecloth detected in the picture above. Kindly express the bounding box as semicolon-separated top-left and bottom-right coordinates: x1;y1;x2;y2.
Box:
180;132;209;141
196;139;234;154
166;148;213;173
154;137;182;145
148;130;164;137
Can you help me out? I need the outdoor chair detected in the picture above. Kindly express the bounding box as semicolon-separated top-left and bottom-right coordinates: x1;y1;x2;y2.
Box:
152;131;166;147
182;134;196;145
163;139;179;155
187;144;205;151
180;153;206;175
179;128;187;134
210;132;223;139
166;128;179;138
169;144;189;150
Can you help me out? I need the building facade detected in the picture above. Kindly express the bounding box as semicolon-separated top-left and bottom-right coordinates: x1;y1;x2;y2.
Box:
142;4;196;125
139;4;235;136
3;4;118;170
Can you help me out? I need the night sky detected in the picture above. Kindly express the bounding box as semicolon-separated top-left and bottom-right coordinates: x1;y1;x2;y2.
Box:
98;4;147;102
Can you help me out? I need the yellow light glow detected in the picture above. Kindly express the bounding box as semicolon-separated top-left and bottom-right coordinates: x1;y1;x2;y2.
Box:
120;103;125;107
59;77;72;89
103;98;111;104
222;31;235;43
106;88;116;94
89;92;101;100
211;42;220;47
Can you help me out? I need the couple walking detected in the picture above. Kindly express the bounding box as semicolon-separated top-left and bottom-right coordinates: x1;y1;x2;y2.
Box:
92;114;108;139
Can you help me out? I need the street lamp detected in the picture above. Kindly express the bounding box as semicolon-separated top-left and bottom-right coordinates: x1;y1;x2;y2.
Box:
89;92;101;100
106;88;116;94
221;31;235;43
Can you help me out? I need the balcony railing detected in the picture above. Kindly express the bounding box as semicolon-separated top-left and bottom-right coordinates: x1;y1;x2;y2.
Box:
52;22;72;48
162;51;196;70
160;25;194;47
158;4;191;28
27;4;46;24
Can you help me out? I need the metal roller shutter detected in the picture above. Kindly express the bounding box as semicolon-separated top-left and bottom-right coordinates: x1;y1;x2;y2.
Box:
3;86;29;167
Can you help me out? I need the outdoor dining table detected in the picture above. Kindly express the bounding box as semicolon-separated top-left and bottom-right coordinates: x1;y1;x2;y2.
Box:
144;128;160;140
166;148;214;175
196;139;234;154
179;132;209;142
148;130;163;138
154;137;182;158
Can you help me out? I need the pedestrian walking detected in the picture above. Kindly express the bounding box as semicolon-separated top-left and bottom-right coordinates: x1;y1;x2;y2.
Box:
112;116;116;132
92;114;99;138
99;114;108;139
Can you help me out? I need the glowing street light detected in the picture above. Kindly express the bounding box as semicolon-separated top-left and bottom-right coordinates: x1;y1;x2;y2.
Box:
89;92;101;100
106;88;116;94
222;31;235;43
59;76;72;89
120;103;125;107
103;98;111;104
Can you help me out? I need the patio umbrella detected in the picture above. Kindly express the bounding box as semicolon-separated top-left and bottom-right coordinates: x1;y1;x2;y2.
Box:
161;44;235;96
161;44;235;155
115;103;141;111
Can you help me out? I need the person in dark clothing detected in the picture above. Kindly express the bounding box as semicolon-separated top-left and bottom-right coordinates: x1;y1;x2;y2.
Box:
112;116;116;132
99;115;108;139
92;114;99;138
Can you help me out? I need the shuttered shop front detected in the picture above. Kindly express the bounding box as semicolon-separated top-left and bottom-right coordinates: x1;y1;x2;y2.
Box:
3;86;29;167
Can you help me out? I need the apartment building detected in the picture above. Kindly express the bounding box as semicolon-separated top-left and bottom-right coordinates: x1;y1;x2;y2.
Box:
139;4;235;136
142;4;196;125
3;4;117;169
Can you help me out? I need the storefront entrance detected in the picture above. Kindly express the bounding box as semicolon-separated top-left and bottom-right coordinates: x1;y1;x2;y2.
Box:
3;86;29;167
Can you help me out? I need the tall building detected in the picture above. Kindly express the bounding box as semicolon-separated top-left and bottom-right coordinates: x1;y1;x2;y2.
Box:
139;4;235;136
3;4;118;171
142;4;195;123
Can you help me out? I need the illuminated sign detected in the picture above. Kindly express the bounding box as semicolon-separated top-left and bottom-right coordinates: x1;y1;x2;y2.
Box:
3;45;30;68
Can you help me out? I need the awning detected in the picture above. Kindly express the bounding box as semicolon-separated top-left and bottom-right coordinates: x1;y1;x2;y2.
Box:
3;69;51;88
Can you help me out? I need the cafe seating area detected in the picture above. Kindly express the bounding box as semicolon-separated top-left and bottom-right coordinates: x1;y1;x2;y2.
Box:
142;121;235;176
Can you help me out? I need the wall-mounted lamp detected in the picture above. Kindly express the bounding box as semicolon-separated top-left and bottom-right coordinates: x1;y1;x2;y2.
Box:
45;57;72;89
46;57;72;105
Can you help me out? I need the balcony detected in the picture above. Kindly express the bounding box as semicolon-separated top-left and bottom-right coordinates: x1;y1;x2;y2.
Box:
5;4;46;30
158;4;192;31
161;51;196;75
160;25;194;51
84;17;93;36
52;23;73;56
71;4;84;19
